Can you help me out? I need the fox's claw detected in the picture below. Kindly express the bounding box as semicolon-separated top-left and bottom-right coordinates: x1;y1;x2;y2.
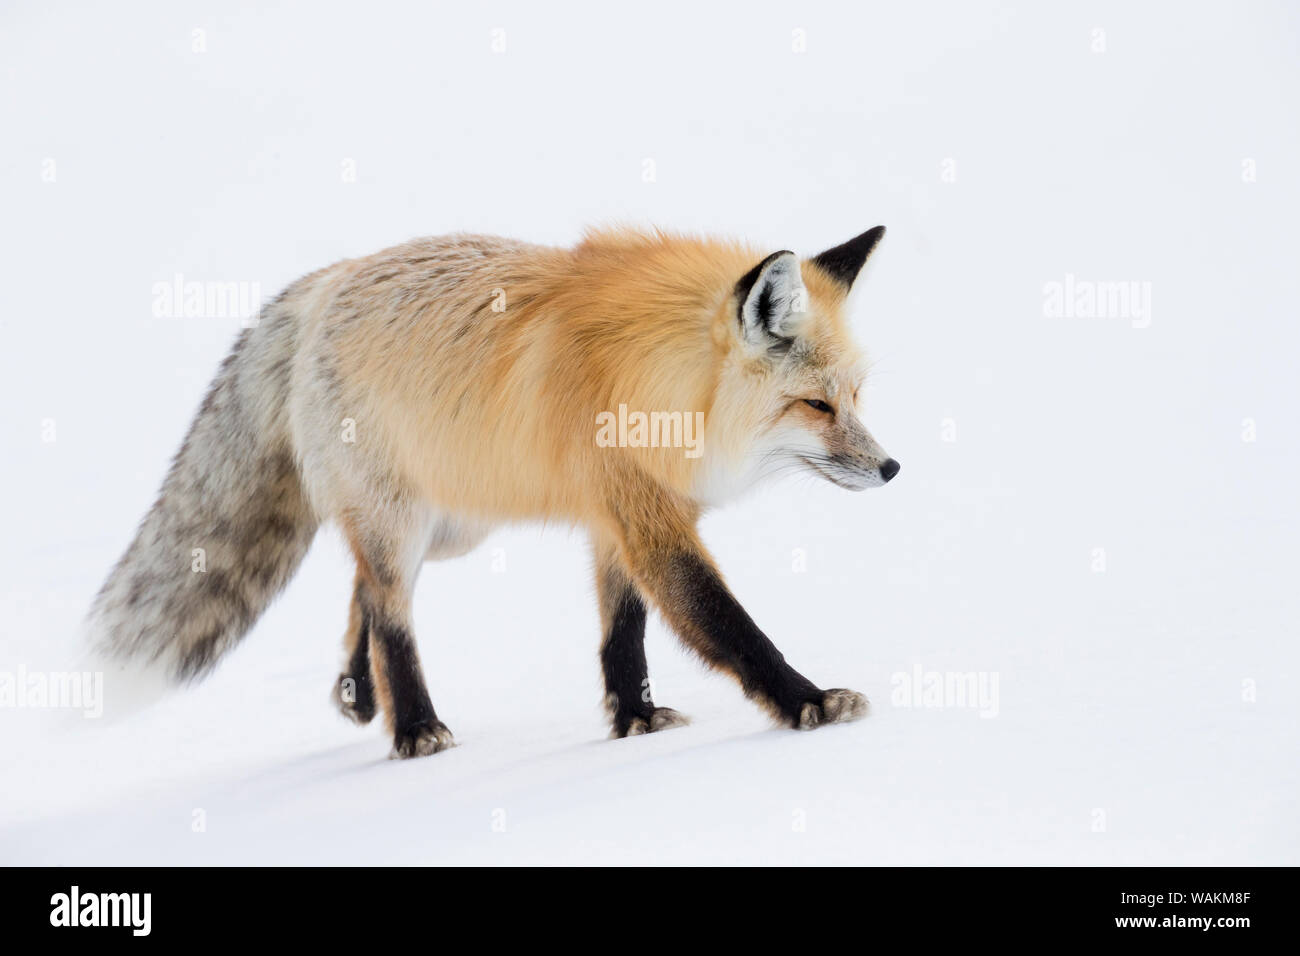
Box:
614;706;690;738
797;688;869;730
391;719;455;759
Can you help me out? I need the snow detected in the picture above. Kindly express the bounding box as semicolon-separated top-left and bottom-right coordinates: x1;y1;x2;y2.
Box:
2;0;1297;865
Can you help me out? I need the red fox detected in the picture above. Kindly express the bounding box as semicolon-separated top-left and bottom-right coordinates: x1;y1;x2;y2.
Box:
90;226;899;757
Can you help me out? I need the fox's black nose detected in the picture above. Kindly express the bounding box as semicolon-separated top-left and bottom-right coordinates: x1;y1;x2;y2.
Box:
880;458;901;483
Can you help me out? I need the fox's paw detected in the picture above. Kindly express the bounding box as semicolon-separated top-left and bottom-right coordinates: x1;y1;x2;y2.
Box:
332;673;375;726
797;689;869;730
613;706;690;739
391;719;455;759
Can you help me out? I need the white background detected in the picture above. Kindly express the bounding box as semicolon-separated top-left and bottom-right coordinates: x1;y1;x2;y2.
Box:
1;0;1296;864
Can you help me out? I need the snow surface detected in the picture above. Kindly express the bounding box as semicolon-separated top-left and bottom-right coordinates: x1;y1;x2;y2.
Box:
2;0;1297;865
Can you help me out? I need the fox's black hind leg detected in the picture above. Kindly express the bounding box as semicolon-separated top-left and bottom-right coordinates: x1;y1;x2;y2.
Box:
343;507;454;758
594;537;689;738
332;575;376;725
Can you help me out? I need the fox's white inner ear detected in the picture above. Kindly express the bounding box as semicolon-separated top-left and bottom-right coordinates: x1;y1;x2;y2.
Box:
736;250;807;349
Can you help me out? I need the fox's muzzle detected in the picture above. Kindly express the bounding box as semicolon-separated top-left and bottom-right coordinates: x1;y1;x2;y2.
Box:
819;417;899;490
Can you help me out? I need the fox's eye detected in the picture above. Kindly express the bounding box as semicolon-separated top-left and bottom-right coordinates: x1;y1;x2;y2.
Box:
804;399;834;415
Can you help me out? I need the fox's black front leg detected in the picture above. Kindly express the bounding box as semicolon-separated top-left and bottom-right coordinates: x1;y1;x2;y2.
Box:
672;553;831;723
629;537;868;729
595;547;689;737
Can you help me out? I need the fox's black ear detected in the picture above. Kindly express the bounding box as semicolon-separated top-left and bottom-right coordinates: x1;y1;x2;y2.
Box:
810;226;886;290
735;250;806;349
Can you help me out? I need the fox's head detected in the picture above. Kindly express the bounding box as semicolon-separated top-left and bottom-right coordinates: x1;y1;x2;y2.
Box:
704;226;898;499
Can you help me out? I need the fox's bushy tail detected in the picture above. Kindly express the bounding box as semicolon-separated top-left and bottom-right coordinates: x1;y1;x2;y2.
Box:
88;303;319;683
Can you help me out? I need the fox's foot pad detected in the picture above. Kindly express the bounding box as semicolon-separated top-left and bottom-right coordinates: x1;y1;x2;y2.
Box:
391;719;455;759
332;673;375;726
615;706;691;738
798;689;869;730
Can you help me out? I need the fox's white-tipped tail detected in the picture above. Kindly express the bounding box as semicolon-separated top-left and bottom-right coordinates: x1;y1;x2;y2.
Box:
74;632;173;724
